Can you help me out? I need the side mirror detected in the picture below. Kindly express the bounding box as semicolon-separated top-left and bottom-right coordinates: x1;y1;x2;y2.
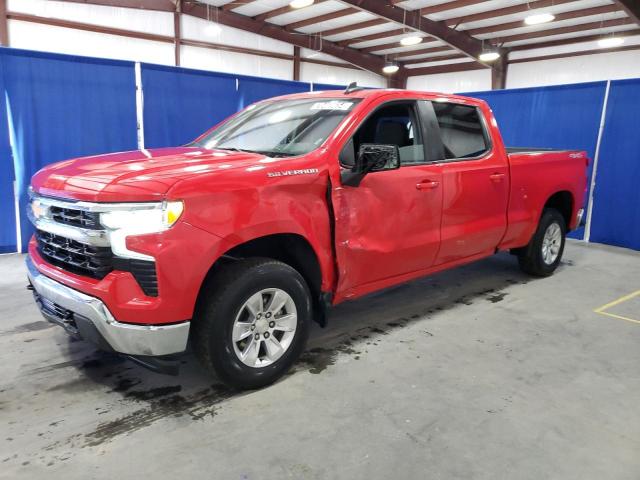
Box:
341;144;400;187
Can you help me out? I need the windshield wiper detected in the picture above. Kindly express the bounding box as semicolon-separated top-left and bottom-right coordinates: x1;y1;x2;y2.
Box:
217;147;256;153
254;151;295;158
213;147;294;157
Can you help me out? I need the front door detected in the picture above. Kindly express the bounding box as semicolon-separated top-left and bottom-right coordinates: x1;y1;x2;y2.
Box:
331;100;443;299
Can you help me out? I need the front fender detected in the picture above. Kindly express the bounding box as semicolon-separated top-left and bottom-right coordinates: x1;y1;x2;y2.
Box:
170;172;336;292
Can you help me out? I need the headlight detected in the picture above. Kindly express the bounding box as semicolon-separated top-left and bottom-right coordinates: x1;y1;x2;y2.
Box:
100;201;184;260
30;198;49;220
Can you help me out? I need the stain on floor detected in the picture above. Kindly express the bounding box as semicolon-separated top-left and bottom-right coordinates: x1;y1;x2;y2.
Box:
486;292;508;303
2;321;53;336
83;383;233;447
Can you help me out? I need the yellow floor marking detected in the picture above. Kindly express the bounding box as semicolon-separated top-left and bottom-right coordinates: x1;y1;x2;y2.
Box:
594;290;640;325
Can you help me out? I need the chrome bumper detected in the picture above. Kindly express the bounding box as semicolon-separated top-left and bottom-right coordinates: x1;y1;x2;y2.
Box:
26;255;189;356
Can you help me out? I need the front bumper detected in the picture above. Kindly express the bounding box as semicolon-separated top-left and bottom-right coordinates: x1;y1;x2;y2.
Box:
26;255;190;356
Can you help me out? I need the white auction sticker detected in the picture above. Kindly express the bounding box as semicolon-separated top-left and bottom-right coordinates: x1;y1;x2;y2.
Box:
310;101;353;111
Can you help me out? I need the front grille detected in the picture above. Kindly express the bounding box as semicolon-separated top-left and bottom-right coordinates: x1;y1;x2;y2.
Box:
36;230;113;279
35;229;159;297
49;206;102;230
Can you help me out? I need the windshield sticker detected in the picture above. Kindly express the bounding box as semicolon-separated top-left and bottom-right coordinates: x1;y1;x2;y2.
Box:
310;101;353;111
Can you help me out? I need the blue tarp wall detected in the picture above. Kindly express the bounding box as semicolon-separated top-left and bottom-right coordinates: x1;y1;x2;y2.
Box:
141;65;316;148
141;65;239;149
0;45;638;252
0;57;15;253
588;79;640;250
1;49;139;252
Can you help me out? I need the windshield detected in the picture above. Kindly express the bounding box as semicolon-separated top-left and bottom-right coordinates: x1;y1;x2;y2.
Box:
193;98;360;157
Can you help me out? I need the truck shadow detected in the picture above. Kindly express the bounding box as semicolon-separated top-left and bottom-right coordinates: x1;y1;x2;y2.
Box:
39;253;566;448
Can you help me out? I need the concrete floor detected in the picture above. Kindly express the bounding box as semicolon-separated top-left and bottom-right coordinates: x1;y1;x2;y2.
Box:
1;241;639;479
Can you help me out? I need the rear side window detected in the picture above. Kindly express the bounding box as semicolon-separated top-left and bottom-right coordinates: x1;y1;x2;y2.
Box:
432;102;489;159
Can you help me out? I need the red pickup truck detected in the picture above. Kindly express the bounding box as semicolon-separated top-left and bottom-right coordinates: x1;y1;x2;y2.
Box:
26;87;587;389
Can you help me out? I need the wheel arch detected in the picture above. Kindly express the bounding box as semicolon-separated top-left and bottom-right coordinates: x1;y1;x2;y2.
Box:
197;233;330;327
544;190;574;229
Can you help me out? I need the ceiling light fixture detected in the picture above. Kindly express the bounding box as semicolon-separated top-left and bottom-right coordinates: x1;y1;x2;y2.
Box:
382;62;400;74
290;0;314;8
479;51;500;62
524;12;556;25
400;35;423;46
597;36;624;48
204;23;222;36
204;3;221;36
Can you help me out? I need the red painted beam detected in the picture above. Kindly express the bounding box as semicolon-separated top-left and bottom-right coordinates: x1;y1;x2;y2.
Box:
508;28;640;50
174;0;181;66
293;46;301;81
614;0;640;26
495;17;634;43
338;0;487;62
254;0;328;21
406;61;486;77
0;0;8;46
285;7;359;31
319;18;387;37
183;2;399;77
466;4;621;36
420;0;488;16
59;0;174;11
53;0;398;78
221;0;255;12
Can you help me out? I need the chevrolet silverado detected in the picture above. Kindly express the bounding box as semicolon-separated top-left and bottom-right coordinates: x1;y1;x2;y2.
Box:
26;86;587;389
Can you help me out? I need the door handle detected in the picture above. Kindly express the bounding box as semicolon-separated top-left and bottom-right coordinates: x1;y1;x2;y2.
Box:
416;180;440;190
489;172;506;182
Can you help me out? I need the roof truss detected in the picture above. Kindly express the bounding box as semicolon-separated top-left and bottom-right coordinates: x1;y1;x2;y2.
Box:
614;0;640;25
7;0;638;85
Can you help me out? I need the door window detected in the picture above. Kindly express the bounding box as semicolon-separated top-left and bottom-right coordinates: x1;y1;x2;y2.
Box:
432;102;489;159
344;102;425;166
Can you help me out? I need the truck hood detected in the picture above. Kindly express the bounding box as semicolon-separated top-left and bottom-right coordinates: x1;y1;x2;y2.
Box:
31;147;270;202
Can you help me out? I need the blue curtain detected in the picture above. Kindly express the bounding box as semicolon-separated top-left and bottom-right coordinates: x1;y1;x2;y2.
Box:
589;79;640;250
0;57;16;253
1;48;138;251
461;81;608;239
236;75;310;110
141;64;239;148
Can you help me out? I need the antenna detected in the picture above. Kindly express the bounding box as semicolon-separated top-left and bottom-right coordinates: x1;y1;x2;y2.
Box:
344;82;366;94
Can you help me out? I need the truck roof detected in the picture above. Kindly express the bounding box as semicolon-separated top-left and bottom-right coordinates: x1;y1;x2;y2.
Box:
266;88;481;105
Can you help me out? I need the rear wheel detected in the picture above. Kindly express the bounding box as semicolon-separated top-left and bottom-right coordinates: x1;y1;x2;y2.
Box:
518;208;567;277
193;258;311;390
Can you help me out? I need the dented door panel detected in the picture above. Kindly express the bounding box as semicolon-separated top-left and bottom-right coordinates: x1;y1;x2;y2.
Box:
332;163;443;298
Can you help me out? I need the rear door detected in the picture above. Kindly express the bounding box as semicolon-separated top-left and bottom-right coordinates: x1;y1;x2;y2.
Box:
430;101;510;265
332;100;443;298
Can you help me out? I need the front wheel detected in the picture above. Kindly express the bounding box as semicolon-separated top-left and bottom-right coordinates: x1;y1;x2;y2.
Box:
517;208;567;277
192;258;311;390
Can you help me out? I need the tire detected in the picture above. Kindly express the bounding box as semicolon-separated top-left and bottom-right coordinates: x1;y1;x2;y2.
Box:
518;208;567;277
192;258;312;390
